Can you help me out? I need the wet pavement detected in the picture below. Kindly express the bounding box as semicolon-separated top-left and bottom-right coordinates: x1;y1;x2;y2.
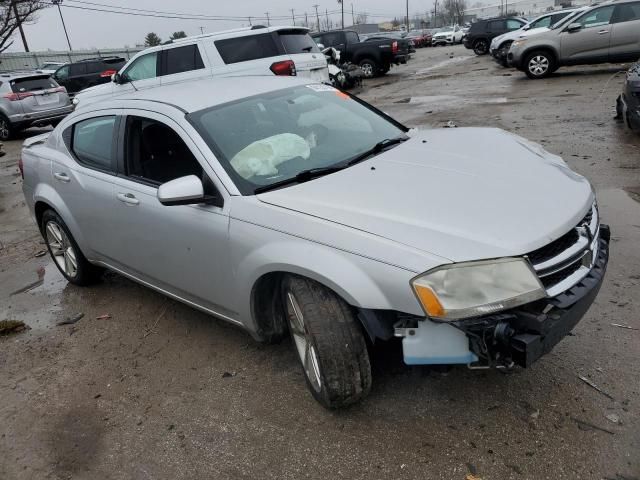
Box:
1;46;639;480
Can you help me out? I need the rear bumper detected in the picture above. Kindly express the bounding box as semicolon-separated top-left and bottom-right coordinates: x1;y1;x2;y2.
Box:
9;105;74;126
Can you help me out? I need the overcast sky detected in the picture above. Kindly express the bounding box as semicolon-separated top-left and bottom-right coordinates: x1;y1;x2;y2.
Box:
11;0;437;52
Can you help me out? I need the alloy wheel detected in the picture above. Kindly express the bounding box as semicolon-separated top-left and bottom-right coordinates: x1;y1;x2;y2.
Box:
285;291;322;392
528;56;549;77
360;63;374;78
45;221;78;278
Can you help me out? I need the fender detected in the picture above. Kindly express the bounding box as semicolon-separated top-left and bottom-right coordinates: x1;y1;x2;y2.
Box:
233;236;422;339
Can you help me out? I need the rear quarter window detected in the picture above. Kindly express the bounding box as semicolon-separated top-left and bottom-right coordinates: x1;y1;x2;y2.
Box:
10;76;58;92
163;44;205;75
215;34;280;64
278;31;320;53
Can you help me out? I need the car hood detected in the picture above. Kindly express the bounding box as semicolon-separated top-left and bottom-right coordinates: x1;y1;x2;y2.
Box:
74;82;114;102
492;26;549;46
257;128;593;263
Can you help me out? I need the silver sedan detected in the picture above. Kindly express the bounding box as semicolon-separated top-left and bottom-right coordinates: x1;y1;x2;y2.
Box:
21;76;609;408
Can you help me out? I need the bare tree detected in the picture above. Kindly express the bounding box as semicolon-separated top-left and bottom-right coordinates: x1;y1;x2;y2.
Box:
354;12;368;24
442;0;467;24
0;0;47;53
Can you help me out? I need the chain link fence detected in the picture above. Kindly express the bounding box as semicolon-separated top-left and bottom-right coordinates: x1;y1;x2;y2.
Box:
0;48;143;72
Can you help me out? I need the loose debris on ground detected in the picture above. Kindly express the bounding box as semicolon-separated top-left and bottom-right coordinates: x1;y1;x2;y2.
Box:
578;374;615;400
0;319;28;335
56;312;84;326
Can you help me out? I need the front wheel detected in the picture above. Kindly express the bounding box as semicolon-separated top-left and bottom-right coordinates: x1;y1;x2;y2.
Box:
42;210;103;285
358;58;378;78
282;275;372;409
524;51;555;79
473;39;488;55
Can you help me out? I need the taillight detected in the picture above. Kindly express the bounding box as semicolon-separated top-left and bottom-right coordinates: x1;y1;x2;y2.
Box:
18;156;24;179
100;69;117;78
270;60;296;76
392;41;398;54
3;91;34;101
53;86;66;93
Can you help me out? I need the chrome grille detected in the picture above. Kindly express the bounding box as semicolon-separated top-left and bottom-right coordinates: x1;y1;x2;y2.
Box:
527;203;599;297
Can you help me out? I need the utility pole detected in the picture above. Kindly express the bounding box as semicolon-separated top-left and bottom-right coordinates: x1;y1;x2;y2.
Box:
406;0;409;31
264;12;270;26
351;3;355;25
313;4;320;32
290;8;295;25
338;0;344;29
248;16;252;26
433;0;438;28
52;0;72;51
11;1;29;52
305;12;308;28
199;26;204;34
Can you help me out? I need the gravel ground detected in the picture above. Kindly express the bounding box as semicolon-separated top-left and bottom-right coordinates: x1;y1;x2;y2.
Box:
1;46;639;480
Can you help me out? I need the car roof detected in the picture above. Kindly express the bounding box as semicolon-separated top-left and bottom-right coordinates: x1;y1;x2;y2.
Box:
88;75;312;114
0;71;52;80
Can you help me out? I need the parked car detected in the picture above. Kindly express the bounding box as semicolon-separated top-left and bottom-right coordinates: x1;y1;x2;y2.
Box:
509;0;640;79
21;75;609;408
616;59;640;132
312;30;400;78
464;17;527;55
490;8;584;66
360;33;411;62
36;62;65;75
52;56;126;96
0;72;72;140
432;25;465;45
74;26;328;107
406;30;429;47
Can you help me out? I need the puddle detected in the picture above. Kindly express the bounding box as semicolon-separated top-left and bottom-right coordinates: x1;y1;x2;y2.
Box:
414;56;473;75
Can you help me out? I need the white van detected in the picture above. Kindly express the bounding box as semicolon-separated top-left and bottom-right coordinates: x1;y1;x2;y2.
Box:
73;26;329;107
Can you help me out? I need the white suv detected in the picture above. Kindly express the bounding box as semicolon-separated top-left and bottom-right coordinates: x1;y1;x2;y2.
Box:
74;26;329;107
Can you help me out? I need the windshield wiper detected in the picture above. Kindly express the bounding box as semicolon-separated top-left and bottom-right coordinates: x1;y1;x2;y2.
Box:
346;136;408;166
254;136;408;195
254;166;345;194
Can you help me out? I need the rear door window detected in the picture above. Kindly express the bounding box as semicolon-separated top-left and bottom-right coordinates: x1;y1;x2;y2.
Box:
162;44;205;75
215;34;280;64
575;6;615;28
85;61;103;74
278;31;320;53
488;20;504;31
612;2;640;23
71;116;117;172
69;63;87;76
10;76;58;93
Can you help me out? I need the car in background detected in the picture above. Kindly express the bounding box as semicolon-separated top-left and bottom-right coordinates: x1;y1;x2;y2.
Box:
508;0;640;78
21;75;609;408
361;32;412;60
0;72;72;140
490;8;584;66
406;30;430;47
36;62;65;75
464;16;527;55
432;25;465;45
313;30;401;77
53;56;126;96
616;59;640;132
74;26;328;107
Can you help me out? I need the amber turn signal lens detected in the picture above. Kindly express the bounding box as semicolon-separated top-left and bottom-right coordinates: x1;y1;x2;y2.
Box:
414;284;445;318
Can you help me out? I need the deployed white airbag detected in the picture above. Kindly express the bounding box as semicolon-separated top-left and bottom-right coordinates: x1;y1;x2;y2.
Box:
231;133;311;179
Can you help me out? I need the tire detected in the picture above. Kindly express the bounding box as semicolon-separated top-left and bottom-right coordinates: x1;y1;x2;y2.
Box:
0;114;15;141
473;39;489;55
282;275;372;409
523;50;555;79
41;209;103;285
358;58;378;78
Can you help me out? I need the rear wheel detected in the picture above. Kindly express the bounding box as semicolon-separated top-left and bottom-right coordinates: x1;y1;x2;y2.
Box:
0;114;15;141
282;275;372;409
358;58;378;78
42;210;103;285
524;50;555;79
473;39;489;55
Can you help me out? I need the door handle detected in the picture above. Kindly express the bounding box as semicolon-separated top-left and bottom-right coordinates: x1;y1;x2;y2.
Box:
598;30;609;35
117;192;140;205
53;172;70;183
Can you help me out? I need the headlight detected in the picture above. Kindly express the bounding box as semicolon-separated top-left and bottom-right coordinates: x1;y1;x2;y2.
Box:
411;258;545;320
72;97;79;106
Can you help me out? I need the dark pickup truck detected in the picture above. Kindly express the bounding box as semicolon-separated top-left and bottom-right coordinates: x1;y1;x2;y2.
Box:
311;30;400;78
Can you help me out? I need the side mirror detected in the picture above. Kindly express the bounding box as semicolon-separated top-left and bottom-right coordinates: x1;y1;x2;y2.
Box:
158;175;207;206
317;43;325;50
523;24;530;30
112;72;123;84
567;22;582;33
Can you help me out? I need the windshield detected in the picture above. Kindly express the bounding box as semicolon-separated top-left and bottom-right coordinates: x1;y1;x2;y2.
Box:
188;85;405;195
551;9;582;29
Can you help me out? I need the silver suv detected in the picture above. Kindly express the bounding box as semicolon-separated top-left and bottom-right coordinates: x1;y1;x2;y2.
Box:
21;76;609;408
509;0;640;78
0;72;73;140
